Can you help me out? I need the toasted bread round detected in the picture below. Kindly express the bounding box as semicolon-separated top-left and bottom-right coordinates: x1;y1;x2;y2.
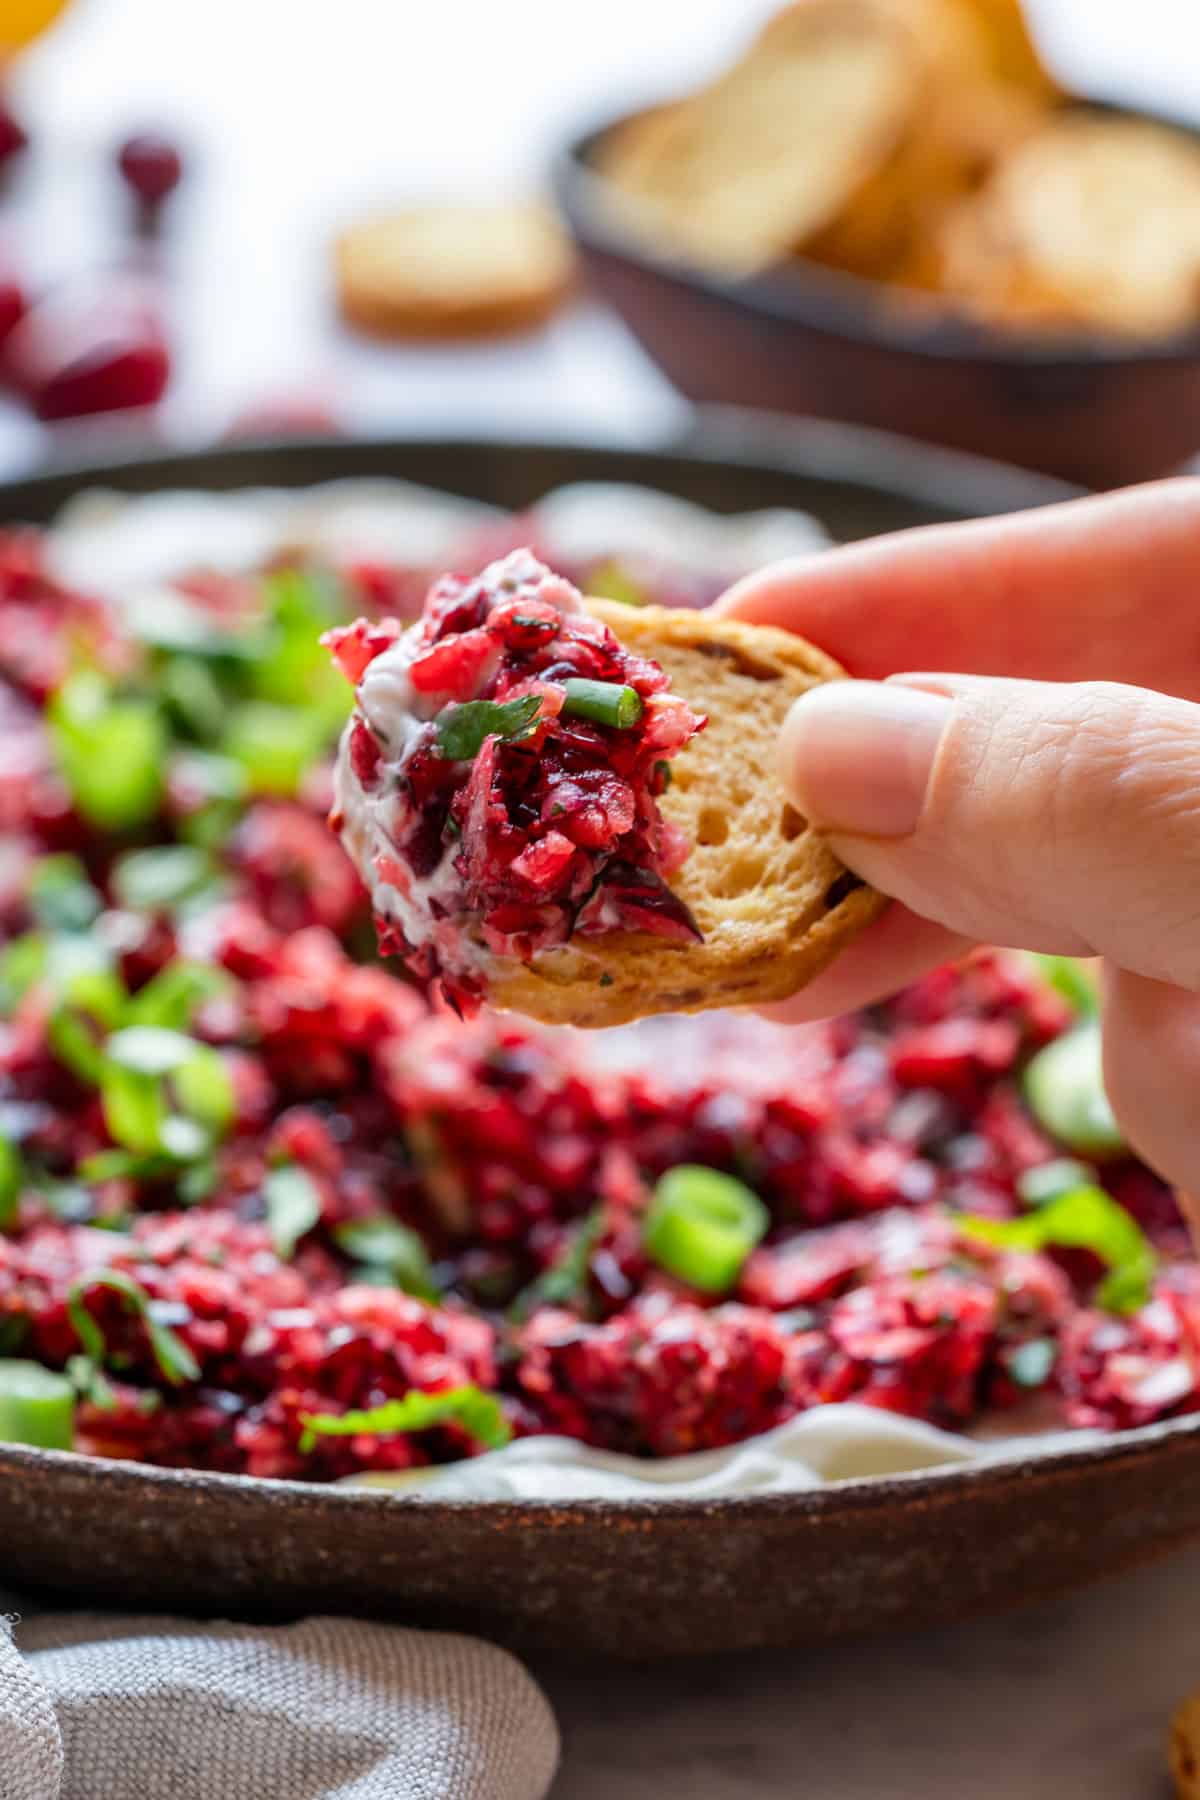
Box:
951;0;1057;97
808;0;1049;277
484;603;886;1029
334;202;574;340
1171;1691;1200;1797
595;0;922;274
937;114;1200;337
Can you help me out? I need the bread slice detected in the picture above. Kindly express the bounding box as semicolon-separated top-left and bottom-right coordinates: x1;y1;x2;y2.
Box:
936;114;1200;337
594;0;922;274
806;0;1048;278
334;202;575;341
485;603;886;1029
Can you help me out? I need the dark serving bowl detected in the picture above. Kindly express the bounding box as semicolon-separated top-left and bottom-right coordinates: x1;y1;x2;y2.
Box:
555;107;1200;490
5;427;1192;1662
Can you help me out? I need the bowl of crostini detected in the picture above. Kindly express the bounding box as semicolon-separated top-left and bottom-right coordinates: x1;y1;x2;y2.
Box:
556;0;1200;488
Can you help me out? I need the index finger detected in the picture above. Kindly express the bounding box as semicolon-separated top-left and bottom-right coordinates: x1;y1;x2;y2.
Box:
716;477;1200;701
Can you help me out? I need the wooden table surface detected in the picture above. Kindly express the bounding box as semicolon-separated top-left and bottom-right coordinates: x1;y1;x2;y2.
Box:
539;1541;1197;1797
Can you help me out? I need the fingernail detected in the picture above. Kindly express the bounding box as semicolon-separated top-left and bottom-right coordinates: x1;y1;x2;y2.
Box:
779;681;952;837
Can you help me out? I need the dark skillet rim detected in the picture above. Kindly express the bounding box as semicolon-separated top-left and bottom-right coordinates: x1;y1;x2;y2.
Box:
554;98;1200;371
0;425;1139;1516
0;419;1081;521
3;1408;1199;1517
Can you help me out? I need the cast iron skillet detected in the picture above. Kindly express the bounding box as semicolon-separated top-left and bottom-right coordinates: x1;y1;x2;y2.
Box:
7;428;1187;1662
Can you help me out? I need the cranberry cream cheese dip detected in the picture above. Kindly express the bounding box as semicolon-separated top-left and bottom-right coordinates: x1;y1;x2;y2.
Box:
327;549;882;1027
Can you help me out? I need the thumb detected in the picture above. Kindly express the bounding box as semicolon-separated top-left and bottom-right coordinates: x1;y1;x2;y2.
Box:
781;674;1200;986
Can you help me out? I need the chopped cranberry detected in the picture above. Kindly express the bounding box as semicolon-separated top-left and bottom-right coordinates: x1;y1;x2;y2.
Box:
333;552;706;1004
116;133;184;209
322;616;403;684
575;862;701;943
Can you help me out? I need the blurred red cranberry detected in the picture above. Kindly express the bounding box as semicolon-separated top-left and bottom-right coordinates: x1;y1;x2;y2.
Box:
0;98;28;166
116;133;183;209
0;277;27;348
6;278;170;420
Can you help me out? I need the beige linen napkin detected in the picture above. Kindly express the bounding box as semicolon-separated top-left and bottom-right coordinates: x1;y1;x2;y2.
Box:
0;1611;558;1800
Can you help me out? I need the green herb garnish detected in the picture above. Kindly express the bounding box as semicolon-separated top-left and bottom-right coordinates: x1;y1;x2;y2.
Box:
48;968;129;1084
125;961;233;1033
434;694;543;762
263;1165;322;1260
333;1217;438;1302
959;1183;1156;1314
66;1268;201;1386
298;1384;512;1454
511;1207;604;1321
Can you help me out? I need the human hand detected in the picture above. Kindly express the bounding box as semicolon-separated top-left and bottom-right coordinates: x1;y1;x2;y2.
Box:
717;477;1200;1207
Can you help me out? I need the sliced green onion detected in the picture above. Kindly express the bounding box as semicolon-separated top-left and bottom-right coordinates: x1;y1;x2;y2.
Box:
1007;1337;1057;1389
0;1360;75;1448
263;1165;322;1260
222;700;327;797
112;846;215;914
643;1165;769;1294
49;671;165;831
959;1183;1155;1314
48;967;129;1084
298;1384;512;1455
434;694;543;762
1024;1022;1124;1156
561;678;643;730
1030;953;1098;1017
0;1137;21;1231
66;1268;201;1386
252;568;349;724
27;855;102;933
333;1217;438;1301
